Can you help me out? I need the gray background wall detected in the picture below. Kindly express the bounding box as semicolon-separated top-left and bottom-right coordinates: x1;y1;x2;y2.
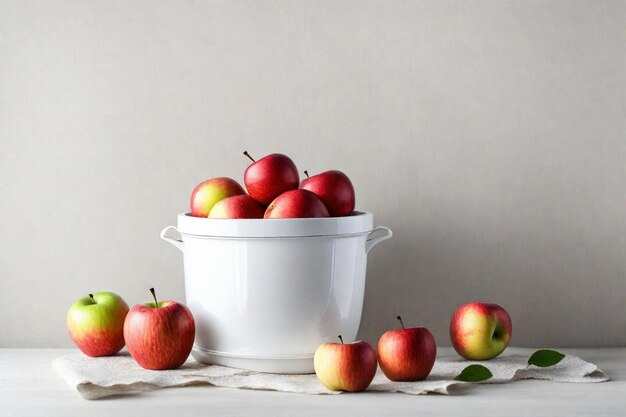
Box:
1;0;625;348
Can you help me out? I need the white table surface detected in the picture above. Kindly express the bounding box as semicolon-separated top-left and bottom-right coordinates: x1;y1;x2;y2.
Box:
1;347;625;417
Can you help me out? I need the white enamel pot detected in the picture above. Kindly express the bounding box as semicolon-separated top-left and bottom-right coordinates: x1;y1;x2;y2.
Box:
160;211;392;374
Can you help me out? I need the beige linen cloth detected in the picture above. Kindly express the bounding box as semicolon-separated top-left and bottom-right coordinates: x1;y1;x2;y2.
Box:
52;348;608;400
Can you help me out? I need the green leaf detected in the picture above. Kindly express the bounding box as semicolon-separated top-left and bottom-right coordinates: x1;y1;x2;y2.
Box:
528;349;566;367
454;364;493;382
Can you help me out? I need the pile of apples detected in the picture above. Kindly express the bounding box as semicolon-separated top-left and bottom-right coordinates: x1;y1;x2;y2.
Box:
190;152;355;219
314;302;512;392
66;290;195;370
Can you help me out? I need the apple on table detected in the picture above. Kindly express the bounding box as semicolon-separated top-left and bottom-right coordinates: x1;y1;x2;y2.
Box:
313;335;377;392
377;316;437;381
124;288;196;370
66;291;129;357
450;302;512;360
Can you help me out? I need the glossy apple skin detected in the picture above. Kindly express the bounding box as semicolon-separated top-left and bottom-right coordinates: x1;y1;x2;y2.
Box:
300;170;355;217
244;153;299;206
190;177;245;217
450;302;512;360
208;195;265;219
314;341;377;392
67;292;129;357
264;189;329;219
124;301;196;370
377;327;436;381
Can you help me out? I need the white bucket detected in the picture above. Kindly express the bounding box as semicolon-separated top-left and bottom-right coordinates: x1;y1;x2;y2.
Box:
160;211;392;373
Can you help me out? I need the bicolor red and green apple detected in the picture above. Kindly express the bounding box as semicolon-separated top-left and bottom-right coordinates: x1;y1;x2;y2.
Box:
67;291;129;357
450;302;512;360
313;336;377;392
208;194;265;219
189;177;245;217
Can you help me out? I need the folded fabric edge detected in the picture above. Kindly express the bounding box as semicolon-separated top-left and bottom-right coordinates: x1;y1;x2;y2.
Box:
76;381;216;400
585;369;610;381
510;355;610;383
368;380;470;395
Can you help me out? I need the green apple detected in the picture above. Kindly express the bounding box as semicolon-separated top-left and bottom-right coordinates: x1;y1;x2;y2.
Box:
67;292;129;357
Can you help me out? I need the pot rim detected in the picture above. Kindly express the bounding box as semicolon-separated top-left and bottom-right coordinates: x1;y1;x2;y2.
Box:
176;211;374;238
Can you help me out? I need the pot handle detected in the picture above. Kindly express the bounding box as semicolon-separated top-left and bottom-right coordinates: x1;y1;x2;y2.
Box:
365;226;393;253
160;226;184;252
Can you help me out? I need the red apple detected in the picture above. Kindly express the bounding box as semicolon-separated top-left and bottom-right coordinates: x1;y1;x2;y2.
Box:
67;292;129;357
243;151;299;206
190;177;245;217
314;336;377;392
264;189;329;219
377;316;436;381
208;195;265;219
300;170;355;217
124;288;196;370
450;302;512;360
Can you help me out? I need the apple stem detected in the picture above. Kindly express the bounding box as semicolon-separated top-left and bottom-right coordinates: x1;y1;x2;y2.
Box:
88;293;95;304
304;170;309;179
243;151;255;163
338;335;344;344
149;288;159;308
396;315;405;329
